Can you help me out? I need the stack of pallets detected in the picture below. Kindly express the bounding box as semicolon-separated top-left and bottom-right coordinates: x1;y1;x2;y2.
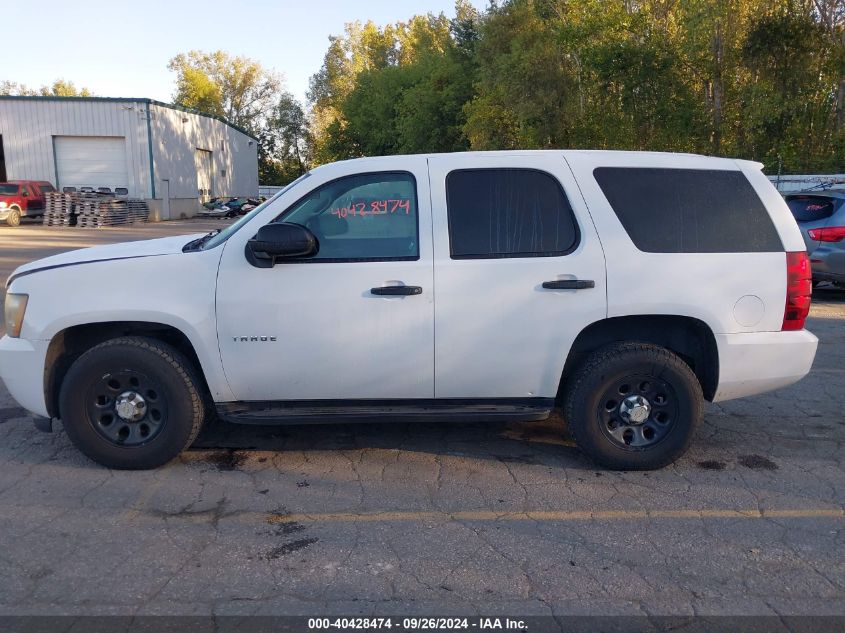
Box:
43;192;77;226
42;194;150;228
73;195;101;227
76;199;150;227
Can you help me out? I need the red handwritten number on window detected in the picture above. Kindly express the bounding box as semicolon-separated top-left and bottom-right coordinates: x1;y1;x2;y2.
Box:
330;199;411;219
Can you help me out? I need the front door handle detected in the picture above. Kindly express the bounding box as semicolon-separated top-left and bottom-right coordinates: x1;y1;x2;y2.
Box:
542;279;595;290
371;286;423;296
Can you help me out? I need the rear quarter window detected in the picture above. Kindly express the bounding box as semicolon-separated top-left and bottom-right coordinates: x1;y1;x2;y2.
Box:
786;196;836;223
593;167;783;253
446;168;579;259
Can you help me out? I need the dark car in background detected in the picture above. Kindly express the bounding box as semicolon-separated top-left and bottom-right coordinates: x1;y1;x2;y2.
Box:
785;190;845;287
0;180;56;227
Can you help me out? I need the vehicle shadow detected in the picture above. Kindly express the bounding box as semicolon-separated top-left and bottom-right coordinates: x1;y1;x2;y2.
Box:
812;283;845;302
2;406;781;472
189;412;595;470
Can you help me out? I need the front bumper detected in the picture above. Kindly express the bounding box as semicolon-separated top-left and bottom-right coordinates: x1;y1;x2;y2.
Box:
713;329;818;402
0;336;50;418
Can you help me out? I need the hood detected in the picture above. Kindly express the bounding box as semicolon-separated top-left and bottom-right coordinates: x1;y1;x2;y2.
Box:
8;233;206;286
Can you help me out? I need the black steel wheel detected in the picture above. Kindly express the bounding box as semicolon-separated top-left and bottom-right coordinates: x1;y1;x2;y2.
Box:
563;342;703;470
85;369;168;447
598;374;679;450
59;336;206;470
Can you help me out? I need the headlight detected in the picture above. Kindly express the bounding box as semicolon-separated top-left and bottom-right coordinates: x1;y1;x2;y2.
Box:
3;293;28;338
0;202;7;208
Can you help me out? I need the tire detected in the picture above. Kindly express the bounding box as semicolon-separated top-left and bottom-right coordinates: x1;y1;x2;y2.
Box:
5;207;21;227
59;336;206;469
562;342;703;470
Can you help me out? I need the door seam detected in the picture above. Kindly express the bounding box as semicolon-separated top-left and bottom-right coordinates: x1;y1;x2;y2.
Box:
562;152;609;319
427;157;437;399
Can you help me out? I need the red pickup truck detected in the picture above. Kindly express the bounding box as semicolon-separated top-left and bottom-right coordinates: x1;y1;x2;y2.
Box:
0;180;56;227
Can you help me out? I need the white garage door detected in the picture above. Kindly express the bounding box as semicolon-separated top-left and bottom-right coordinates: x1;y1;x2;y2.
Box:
54;136;128;191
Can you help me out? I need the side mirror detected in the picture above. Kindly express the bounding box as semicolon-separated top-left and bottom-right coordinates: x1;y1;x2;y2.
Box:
245;222;319;268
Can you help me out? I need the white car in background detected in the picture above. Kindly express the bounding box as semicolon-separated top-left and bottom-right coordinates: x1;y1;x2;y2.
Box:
0;150;817;470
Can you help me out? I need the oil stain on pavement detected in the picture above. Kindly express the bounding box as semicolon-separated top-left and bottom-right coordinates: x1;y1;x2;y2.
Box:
738;454;779;470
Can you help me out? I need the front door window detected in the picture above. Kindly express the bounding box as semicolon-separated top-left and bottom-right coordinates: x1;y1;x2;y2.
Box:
278;172;419;261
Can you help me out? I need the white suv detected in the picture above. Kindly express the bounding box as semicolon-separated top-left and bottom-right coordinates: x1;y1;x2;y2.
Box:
0;151;818;470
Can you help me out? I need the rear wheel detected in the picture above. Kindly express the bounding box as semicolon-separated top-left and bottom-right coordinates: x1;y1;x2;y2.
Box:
563;342;703;470
59;336;206;469
5;207;21;227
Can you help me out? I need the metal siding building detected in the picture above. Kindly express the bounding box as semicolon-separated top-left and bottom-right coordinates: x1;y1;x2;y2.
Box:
0;96;259;220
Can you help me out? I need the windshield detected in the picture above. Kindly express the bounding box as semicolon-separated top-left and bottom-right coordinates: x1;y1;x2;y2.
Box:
200;173;312;250
0;184;19;195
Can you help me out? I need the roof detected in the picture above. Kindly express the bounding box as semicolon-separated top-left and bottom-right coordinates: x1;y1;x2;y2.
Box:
0;95;259;141
325;149;743;163
314;149;745;173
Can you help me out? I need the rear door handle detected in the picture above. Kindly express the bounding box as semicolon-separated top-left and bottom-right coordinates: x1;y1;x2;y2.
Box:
371;286;423;296
542;279;595;290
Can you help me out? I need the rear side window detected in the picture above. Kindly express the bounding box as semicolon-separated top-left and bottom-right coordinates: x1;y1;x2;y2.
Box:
593;167;783;253
446;169;579;259
786;196;836;223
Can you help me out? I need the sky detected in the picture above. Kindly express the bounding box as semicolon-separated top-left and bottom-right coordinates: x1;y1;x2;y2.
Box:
2;0;486;104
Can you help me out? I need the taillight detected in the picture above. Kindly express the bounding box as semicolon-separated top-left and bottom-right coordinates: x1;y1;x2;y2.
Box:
807;226;845;242
783;251;812;331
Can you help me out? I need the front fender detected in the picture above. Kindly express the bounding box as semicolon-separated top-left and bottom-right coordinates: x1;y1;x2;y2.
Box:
9;250;235;402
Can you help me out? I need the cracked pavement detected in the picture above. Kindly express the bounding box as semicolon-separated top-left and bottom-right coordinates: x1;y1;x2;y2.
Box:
0;222;843;616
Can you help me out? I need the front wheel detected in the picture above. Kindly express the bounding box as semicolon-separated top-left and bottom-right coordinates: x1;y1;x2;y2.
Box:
562;343;703;470
59;337;207;469
5;207;21;227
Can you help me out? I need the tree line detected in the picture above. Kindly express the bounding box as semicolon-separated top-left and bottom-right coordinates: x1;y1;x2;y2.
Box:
1;80;93;97
157;0;845;183
5;1;843;183
308;0;844;177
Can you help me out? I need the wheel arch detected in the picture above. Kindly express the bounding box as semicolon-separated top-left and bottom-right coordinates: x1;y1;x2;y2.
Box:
44;321;210;419
558;315;719;403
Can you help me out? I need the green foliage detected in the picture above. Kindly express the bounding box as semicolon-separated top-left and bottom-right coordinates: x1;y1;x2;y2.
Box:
171;67;222;117
168;50;311;186
260;93;312;185
309;9;476;162
168;50;281;133
739;8;838;171
309;0;845;174
0;79;93;97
